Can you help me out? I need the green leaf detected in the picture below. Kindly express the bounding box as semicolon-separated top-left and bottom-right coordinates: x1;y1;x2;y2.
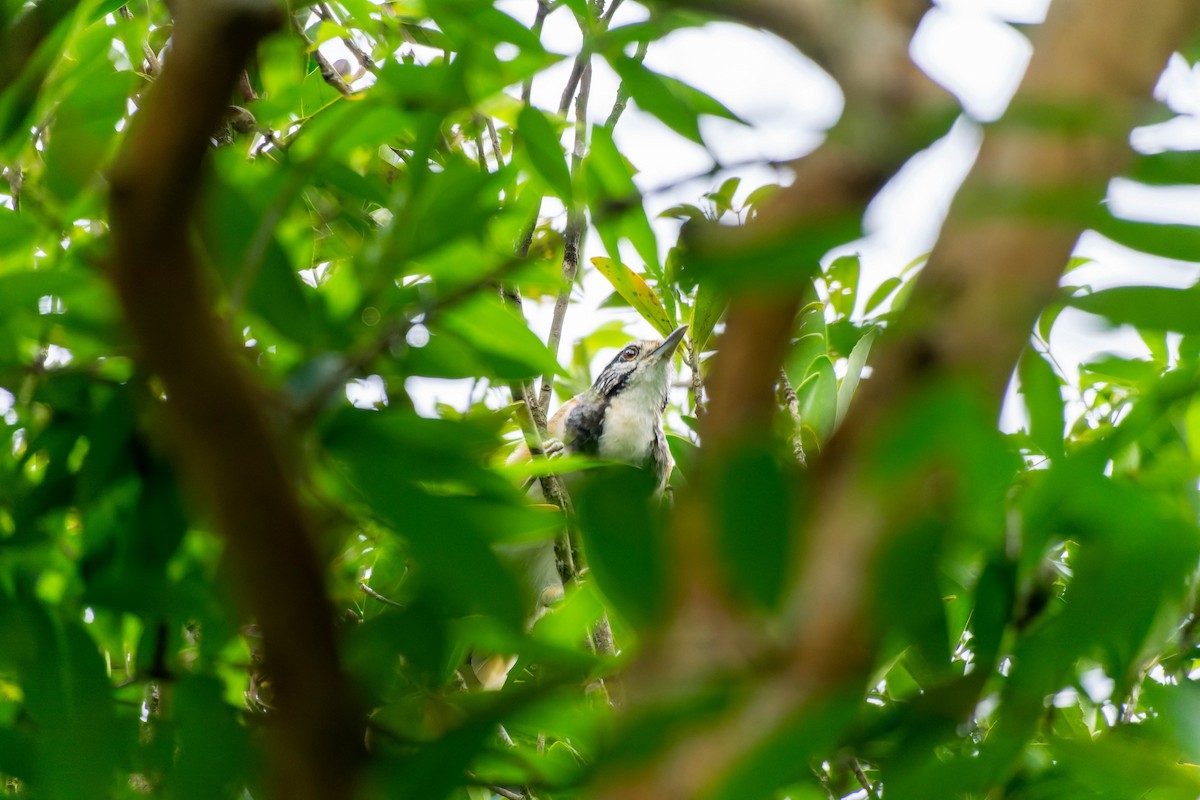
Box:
659;203;706;222
714;441;792;610
590;256;675;336
835;328;876;427
658;73;746;125
608;55;703;144
1091;211;1200;263
586;125;661;277
825;254;859;318
744;183;781;212
705;177;740;219
797;354;837;446
688;283;726;353
1067;285;1200;334
1018;346;1065;460
574;466;668;627
1125;149;1200;185
864;276;902;315
683;212;861;290
43;65;136;206
874;519;952;678
200;174;314;344
517;106;572;202
438;293;563;379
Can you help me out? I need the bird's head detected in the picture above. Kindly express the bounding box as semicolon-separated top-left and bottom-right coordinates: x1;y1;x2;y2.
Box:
592;324;688;410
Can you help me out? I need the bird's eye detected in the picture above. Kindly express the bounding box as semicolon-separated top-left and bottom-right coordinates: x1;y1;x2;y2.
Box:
622;346;638;361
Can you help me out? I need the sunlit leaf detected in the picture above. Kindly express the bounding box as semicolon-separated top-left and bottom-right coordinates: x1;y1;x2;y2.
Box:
590;256;675;336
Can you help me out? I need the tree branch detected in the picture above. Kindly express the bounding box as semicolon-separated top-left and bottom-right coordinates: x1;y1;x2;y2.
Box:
538;61;592;413
785;0;1200;700
522;0;553;104
292;11;354;97
605;38;647;130
314;2;378;74
592;1;1200;797
105;2;364;798
777;368;806;467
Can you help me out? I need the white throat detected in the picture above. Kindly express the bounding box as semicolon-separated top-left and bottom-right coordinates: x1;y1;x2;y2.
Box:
597;368;667;464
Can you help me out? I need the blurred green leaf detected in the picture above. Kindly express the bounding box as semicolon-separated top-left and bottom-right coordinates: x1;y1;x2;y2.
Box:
1019;346;1066;460
586;125;661;277
607;56;704;144
1091;210;1200;263
705;176;740;219
836;327;876;427
797;354;837;446
517;106;572;202
825;254;859;318
574;466;667;628
438;293;563;379
714;440;792;610
201;173;314;345
683;213;860;290
688;282;726;353
1068;284;1200;334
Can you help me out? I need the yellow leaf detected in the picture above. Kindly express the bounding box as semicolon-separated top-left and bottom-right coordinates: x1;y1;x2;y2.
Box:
590;256;675;336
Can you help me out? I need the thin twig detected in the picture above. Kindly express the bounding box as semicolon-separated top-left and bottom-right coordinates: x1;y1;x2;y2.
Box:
557;57;587;116
292;13;354;97
486;117;505;169
688;340;705;417
315;2;379;74
522;0;553;103
473;125;489;174
3;167;22;213
601;0;625;22
605;38;647;129
777;368;807;467
359;582;404;608
810;764;838;800
537;61;591;413
851;759;879;800
466;773;524;800
508;376;578;582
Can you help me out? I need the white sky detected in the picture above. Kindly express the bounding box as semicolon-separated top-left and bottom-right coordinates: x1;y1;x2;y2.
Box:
330;0;1200;432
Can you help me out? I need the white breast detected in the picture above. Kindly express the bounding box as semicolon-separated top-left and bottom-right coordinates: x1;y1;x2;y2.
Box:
597;381;661;464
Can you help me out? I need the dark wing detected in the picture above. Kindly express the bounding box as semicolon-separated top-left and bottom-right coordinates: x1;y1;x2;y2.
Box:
563;390;607;456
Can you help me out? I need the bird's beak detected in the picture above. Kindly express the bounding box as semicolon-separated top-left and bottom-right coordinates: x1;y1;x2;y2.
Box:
650;324;688;362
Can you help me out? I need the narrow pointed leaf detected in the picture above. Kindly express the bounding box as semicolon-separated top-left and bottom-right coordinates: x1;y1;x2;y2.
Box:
517;106;572;202
835;329;876;427
591;256;675;335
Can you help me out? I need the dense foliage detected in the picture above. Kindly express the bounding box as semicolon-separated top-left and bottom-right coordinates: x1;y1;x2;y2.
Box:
4;0;1200;798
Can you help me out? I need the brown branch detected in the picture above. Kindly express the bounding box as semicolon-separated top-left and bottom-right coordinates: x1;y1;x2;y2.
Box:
507;375;578;583
292;12;354;97
592;1;1200;798
786;0;1200;693
315;2;379;74
105;2;363;799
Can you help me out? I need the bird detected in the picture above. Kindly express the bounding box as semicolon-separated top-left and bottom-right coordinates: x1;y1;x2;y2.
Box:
472;324;688;689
